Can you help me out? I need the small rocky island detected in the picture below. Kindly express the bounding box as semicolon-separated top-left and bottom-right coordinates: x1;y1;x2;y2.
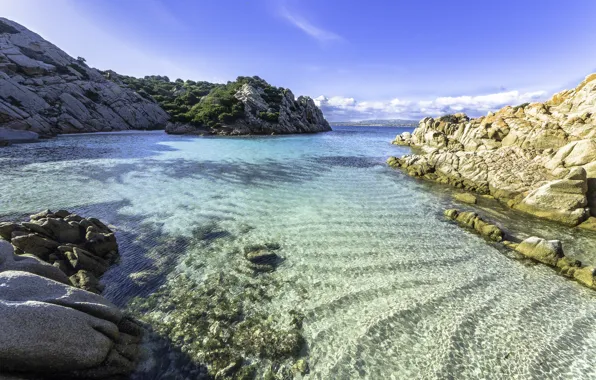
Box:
389;74;596;228
0;17;330;142
111;74;331;136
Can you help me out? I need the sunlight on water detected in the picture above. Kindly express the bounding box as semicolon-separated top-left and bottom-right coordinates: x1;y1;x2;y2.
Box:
2;127;596;379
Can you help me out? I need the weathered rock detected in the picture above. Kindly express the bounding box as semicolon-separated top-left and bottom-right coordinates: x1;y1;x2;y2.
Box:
0;222;23;240
515;237;564;266
69;269;103;293
0;270;139;377
573;266;596;289
0;240;69;284
39;217;82;243
578;216;596;231
66;247;109;276
444;209;503;242
453;192;477;204
1;210;118;293
514;174;589;226
85;228;118;257
390;74;596;226
0;18;169;136
10;233;59;259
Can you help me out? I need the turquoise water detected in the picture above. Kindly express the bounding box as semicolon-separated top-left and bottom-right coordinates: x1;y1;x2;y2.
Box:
2;127;596;379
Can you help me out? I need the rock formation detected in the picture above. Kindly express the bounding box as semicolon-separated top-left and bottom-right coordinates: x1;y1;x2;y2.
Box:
165;79;332;136
390;74;596;226
0;209;118;293
444;208;596;291
0;18;169;137
0;212;143;379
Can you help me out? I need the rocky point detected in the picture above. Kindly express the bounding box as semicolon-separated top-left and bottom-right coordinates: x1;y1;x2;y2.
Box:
389;74;596;227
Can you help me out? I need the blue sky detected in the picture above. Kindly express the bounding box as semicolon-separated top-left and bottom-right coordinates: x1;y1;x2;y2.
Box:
2;0;596;121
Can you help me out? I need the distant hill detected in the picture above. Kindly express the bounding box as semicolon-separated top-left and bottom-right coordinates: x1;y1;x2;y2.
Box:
330;119;418;127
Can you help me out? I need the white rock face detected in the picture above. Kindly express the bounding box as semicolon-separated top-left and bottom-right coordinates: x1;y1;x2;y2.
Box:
389;74;596;225
0;18;169;136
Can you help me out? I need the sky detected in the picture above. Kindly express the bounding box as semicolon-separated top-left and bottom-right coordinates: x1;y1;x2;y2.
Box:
2;0;596;121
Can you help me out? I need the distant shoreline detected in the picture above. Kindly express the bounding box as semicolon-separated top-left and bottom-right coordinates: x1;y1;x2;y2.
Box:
330;123;418;127
329;119;418;127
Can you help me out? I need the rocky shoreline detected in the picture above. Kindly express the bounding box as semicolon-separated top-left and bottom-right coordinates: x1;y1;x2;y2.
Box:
0;18;331;140
444;208;596;291
0;210;143;379
388;74;596;229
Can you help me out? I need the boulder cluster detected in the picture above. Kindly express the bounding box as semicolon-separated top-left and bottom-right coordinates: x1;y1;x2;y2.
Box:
389;74;596;227
445;208;596;290
0;209;118;293
0;211;142;379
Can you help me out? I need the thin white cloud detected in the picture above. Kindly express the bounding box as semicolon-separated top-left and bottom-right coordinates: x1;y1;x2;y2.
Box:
314;90;548;122
280;5;343;42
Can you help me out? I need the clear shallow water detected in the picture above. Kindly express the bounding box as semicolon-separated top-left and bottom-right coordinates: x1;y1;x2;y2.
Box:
2;127;596;379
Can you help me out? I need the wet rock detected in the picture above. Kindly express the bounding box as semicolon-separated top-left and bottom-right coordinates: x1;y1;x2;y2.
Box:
573;266;596;289
85;228;118;257
453;192;477;204
515;237;564;266
244;244;282;273
0;128;38;143
578;216;596;231
131;269;305;379
10;233;59;259
70;269;103;293
444;209;503;242
0;240;69;284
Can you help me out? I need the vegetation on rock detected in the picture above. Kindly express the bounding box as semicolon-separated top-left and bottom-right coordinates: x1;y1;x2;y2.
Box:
112;74;286;129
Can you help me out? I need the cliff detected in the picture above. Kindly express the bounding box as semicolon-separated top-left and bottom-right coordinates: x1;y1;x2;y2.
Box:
0;18;170;136
389;74;596;226
0;18;330;138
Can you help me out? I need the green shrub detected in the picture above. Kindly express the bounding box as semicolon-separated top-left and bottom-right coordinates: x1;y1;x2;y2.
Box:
259;111;280;122
106;73;286;129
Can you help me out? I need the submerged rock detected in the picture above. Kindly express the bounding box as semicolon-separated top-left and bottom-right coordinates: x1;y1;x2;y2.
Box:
130;265;306;379
243;243;283;273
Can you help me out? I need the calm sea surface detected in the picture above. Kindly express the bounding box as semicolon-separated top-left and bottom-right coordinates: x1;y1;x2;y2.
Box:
2;126;596;379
